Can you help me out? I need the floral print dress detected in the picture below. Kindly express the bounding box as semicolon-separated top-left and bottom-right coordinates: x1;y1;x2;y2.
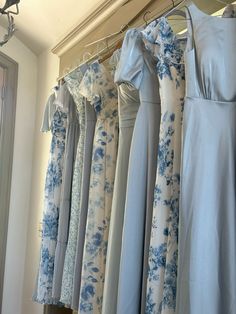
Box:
141;18;186;314
77;61;119;314
33;91;67;304
60;65;88;306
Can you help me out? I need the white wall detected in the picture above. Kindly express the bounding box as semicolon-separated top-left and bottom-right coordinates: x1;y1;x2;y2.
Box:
21;49;59;314
0;28;59;314
0;27;38;314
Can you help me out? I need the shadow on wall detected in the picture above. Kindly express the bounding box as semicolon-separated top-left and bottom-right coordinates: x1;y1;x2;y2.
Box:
44;305;73;314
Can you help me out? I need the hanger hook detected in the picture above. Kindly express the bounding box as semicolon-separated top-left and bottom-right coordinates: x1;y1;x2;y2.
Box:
105;38;111;54
120;23;129;33
216;0;228;4
83;52;93;62
96;42;107;60
171;0;175;7
143;10;151;25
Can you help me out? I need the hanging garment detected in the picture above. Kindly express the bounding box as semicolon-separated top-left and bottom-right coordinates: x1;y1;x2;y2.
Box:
71;93;96;311
33;89;67;304
60;65;88;306
109;49;121;77
141;17;186;314
115;29;161;314
102;50;140;314
177;2;236;314
222;3;236;18
78;61;119;314
52;84;80;301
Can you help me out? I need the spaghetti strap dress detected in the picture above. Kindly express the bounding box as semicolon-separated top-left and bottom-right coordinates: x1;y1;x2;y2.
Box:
177;2;236;314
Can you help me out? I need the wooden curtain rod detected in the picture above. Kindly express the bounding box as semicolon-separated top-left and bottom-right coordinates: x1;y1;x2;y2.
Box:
57;37;124;81
57;0;183;81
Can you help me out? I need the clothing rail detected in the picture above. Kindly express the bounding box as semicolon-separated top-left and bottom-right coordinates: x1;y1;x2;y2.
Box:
56;0;184;82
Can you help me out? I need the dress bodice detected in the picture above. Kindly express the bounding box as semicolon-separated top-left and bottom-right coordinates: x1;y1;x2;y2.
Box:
141;17;186;113
110;48;139;128
185;1;236;102
64;64;88;128
79;61;118;120
114;28;160;105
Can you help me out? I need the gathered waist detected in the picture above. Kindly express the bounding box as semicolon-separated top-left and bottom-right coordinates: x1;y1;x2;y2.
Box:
119;119;136;128
185;96;236;106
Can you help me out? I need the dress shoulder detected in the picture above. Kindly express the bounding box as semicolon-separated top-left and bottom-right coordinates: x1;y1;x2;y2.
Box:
114;29;144;90
40;93;56;132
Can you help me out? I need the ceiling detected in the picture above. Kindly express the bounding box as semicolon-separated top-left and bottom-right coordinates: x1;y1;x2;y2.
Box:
0;0;235;56
0;0;101;54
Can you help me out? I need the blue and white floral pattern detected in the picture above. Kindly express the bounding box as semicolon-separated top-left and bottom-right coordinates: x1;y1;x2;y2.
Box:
60;67;87;305
142;17;185;87
78;61;119;313
142;18;186;314
222;3;236;18
33;95;67;304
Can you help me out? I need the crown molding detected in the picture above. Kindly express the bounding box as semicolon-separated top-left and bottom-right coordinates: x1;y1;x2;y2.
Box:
51;0;130;56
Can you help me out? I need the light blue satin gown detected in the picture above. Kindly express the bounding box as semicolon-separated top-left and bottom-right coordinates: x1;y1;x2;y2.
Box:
177;2;236;314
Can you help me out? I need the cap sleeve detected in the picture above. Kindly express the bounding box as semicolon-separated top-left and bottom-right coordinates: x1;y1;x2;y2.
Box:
109;49;121;78
78;63;100;105
114;29;144;90
141;20;161;59
142;17;185;66
40;93;56;132
54;83;70;111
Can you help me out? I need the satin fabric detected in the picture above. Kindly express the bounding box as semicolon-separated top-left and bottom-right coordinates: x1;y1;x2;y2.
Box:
177;2;236;313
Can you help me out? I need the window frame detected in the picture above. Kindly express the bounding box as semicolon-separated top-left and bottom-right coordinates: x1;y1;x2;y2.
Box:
0;51;18;312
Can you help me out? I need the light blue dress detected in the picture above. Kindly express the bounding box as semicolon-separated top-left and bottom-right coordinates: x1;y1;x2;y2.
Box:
141;18;185;314
52;84;80;301
177;2;236;314
60;64;88;306
33;89;67;304
78;61;119;313
115;29;161;314
102;50;140;314
71;85;97;311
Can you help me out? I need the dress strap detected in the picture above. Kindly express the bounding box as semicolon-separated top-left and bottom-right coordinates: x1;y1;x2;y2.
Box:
184;2;196;52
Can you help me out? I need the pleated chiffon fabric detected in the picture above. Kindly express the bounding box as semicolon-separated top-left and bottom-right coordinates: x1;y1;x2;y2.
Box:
102;50;140;314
